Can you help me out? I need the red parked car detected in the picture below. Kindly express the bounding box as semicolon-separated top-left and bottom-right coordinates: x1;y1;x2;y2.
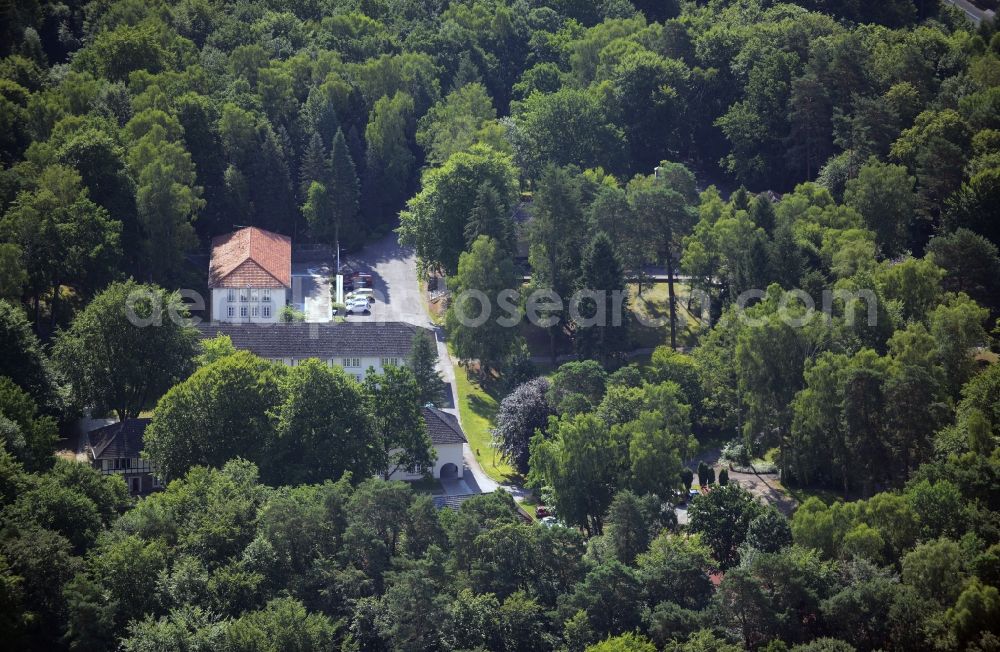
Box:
535;505;551;518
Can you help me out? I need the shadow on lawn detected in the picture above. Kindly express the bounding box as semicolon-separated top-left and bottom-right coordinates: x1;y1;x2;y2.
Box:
468;393;497;419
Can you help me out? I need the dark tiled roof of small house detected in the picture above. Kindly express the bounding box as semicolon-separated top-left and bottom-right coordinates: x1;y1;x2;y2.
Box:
197;322;431;359
88;418;151;460
421;407;467;446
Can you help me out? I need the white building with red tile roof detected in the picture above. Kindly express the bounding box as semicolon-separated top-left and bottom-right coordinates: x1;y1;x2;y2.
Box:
209;226;292;323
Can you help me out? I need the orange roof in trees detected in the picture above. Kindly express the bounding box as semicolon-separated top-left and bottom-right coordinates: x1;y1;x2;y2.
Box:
208;227;291;289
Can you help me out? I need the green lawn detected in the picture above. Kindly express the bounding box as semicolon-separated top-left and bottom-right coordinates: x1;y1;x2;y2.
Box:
519;493;541;522
452;363;520;484
628;282;705;349
782;483;848;506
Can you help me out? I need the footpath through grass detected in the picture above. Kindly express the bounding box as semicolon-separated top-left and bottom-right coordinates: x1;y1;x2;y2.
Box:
452;364;519;484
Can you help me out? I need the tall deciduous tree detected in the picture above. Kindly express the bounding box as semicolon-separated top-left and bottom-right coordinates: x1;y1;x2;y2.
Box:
273;359;380;484
0;164;121;324
53;280;197;422
511;87;625;178
365;364;435;479
399;144;517;275
301;181;336;247
528;412;621;535
446;235;521;374
626;163;697;349
843;158;917;256
363;92;415;228
0;377;57;471
493;377;552;474
0;299;59;409
926;228;1000;308
416;82;497;166
929;293;989;397
143;351;281;480
687;483;765;569
126;111;203;284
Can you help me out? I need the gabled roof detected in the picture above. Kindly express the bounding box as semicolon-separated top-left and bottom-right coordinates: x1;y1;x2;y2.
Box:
197;322;431;359
209;227;291;289
87;418;151;460
421;407;467;446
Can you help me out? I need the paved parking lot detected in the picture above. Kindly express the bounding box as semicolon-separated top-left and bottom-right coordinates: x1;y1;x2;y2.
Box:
340;232;431;326
292;262;331;322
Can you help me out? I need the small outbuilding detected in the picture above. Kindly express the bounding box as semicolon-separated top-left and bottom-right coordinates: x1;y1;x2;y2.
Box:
388;407;467;481
86;418;161;496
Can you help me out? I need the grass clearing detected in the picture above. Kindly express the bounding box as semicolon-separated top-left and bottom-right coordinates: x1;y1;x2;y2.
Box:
783;483;847;506
628;282;705;349
452;362;520;484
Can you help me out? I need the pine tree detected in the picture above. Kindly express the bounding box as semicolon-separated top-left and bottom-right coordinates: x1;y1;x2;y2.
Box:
408;331;445;406
299;132;329;199
574;231;629;364
749;195;776;234
301;85;340;149
464;182;514;253
329;128;361;249
451;53;482;90
730;186;751;211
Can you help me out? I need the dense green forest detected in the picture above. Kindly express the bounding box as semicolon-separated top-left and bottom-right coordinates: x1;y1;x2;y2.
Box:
1;0;1000;650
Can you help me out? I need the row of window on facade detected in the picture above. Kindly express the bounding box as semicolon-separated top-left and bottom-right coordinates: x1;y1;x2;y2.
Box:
106;457;151;471
227;304;272;318
102;458;162;488
227;288;273;302
273;357;400;368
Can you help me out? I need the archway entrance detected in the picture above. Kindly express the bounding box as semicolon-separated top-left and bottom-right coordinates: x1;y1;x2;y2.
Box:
440;463;459;479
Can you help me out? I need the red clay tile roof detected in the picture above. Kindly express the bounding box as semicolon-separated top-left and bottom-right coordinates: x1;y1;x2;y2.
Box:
209;227;291;289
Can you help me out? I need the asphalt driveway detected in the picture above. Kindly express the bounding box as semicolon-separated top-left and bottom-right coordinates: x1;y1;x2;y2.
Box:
341;232;429;326
292;262;331;322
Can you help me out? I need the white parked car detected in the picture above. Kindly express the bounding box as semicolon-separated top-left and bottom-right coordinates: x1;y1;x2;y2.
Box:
345;298;371;315
346;288;375;303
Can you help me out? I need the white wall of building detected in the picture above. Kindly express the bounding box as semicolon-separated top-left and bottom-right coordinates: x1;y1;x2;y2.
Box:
267;356;406;381
388;442;465;480
212;287;288;323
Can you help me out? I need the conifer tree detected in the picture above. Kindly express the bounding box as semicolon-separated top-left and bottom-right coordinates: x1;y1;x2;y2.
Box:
299;132;330;199
329;128;361;249
408;331;445;406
